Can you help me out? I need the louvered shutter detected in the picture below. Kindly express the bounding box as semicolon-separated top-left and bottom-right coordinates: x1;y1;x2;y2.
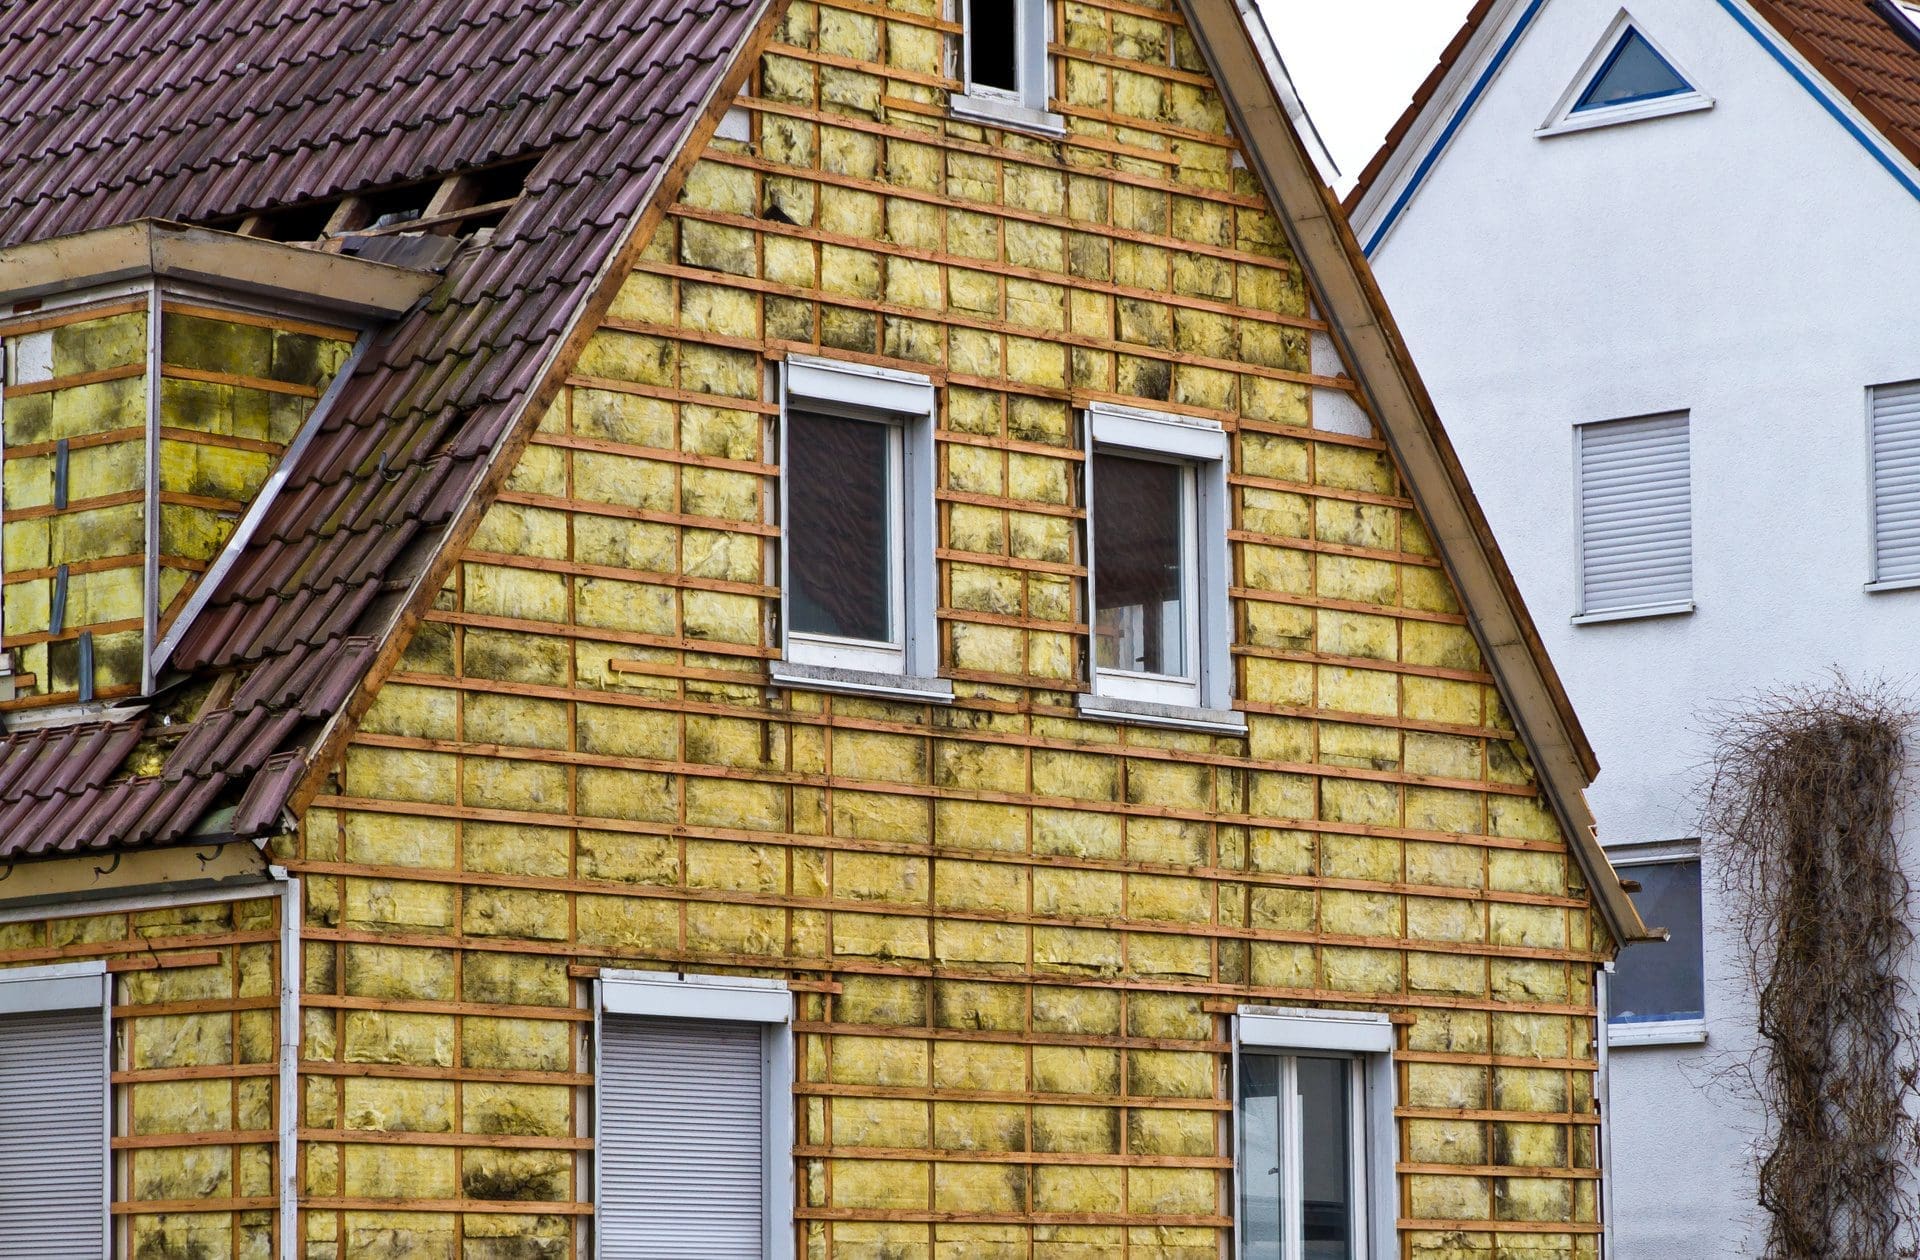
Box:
1578;414;1692;616
1872;382;1920;583
0;1008;106;1258
599;1015;766;1257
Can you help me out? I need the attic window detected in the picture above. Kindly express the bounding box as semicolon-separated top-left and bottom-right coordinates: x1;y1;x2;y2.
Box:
1538;16;1711;137
1574;30;1690;112
952;0;1063;135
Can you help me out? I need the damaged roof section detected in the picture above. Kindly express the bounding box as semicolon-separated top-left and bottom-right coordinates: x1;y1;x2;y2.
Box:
0;0;771;859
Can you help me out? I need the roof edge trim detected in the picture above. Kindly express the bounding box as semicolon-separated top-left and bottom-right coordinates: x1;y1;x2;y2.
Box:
1721;0;1920;203
1348;0;1542;255
1179;0;1652;944
0;220;438;320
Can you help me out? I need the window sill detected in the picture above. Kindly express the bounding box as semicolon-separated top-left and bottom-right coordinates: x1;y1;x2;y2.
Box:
1607;1018;1707;1048
1571;600;1694;626
949;92;1066;137
770;660;953;705
1535;93;1712;138
1865;576;1920;594
1076;692;1247;735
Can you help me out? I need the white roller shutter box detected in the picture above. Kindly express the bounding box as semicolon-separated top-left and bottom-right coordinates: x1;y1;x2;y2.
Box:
0;1005;107;1258
1578;413;1692;617
599;1015;767;1257
1872;381;1920;583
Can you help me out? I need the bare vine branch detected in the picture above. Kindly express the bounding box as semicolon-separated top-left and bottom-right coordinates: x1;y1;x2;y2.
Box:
1700;674;1920;1259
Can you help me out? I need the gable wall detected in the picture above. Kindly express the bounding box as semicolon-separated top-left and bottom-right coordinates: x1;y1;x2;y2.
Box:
1359;1;1920;1254
287;2;1613;1255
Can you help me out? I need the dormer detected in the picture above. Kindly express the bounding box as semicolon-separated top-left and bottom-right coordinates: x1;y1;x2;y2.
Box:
0;221;434;717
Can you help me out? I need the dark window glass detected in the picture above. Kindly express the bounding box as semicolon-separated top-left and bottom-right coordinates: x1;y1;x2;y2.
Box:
1093;453;1188;677
968;0;1020;93
1574;30;1691;112
1299;1057;1355;1260
1238;1053;1284;1260
1611;857;1705;1022
788;410;894;644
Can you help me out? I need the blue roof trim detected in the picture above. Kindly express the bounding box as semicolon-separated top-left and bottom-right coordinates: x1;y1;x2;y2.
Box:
1714;0;1920;203
1362;0;1549;257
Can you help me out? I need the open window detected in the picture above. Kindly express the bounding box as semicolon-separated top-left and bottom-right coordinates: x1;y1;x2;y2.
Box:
594;970;794;1259
953;0;1062;134
1235;1007;1397;1260
1082;402;1236;729
1538;12;1710;137
1606;843;1706;1046
774;355;947;702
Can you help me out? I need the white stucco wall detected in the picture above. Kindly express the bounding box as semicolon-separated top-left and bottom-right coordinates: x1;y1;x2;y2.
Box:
1357;1;1920;1255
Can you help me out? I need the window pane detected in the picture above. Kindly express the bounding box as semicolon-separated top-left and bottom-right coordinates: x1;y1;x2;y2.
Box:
1575;30;1690;112
968;0;1019;92
1238;1053;1284;1260
1094;453;1188;677
788;410;895;644
1611;858;1705;1022
1298;1057;1355;1260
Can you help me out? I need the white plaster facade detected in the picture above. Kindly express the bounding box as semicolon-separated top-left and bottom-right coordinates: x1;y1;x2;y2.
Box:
1347;1;1920;1255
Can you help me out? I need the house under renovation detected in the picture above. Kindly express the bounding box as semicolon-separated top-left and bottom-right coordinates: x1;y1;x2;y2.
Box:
0;1;1649;1257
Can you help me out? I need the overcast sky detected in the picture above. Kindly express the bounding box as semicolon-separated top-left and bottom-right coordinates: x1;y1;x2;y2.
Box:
1259;0;1479;193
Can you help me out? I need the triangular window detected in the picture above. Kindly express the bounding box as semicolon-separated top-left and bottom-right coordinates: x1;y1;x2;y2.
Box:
1539;13;1710;137
1574;28;1692;112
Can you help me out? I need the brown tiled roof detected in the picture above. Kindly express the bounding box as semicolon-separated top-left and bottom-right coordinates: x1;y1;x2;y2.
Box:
0;0;770;859
1744;0;1920;171
1347;0;1920;215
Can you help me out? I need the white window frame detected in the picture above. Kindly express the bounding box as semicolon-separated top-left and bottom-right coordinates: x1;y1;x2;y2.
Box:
1604;840;1707;1047
1866;379;1920;592
0;960;110;1255
1536;10;1712;139
1081;402;1238;729
952;0;1065;135
1233;1007;1397;1260
594;970;795;1260
774;354;950;703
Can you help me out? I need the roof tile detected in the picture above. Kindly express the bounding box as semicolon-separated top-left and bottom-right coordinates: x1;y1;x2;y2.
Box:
0;0;767;860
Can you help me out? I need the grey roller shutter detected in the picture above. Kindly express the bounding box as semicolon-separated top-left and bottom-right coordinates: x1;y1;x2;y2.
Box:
1578;413;1692;616
1872;382;1920;583
599;1015;766;1257
0;1008;106;1258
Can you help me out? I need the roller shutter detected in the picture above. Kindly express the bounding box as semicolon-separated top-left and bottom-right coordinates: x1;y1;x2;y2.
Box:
1578;413;1692;616
0;1006;106;1258
599;1015;766;1257
1872;381;1920;583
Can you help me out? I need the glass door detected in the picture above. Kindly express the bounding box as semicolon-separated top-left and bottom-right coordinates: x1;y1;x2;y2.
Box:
1238;1052;1367;1260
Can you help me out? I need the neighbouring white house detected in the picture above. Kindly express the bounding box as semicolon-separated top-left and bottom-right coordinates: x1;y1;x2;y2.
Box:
1343;0;1920;1254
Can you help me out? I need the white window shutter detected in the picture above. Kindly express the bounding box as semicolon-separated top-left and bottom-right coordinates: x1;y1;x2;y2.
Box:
599;1015;767;1257
0;1009;106;1258
1872;381;1920;583
1578;413;1692;616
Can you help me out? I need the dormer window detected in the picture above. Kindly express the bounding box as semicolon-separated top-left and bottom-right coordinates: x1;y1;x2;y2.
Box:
0;221;432;717
953;0;1062;135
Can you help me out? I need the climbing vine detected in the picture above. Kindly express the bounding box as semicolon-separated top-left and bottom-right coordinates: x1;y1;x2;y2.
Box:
1701;676;1920;1259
